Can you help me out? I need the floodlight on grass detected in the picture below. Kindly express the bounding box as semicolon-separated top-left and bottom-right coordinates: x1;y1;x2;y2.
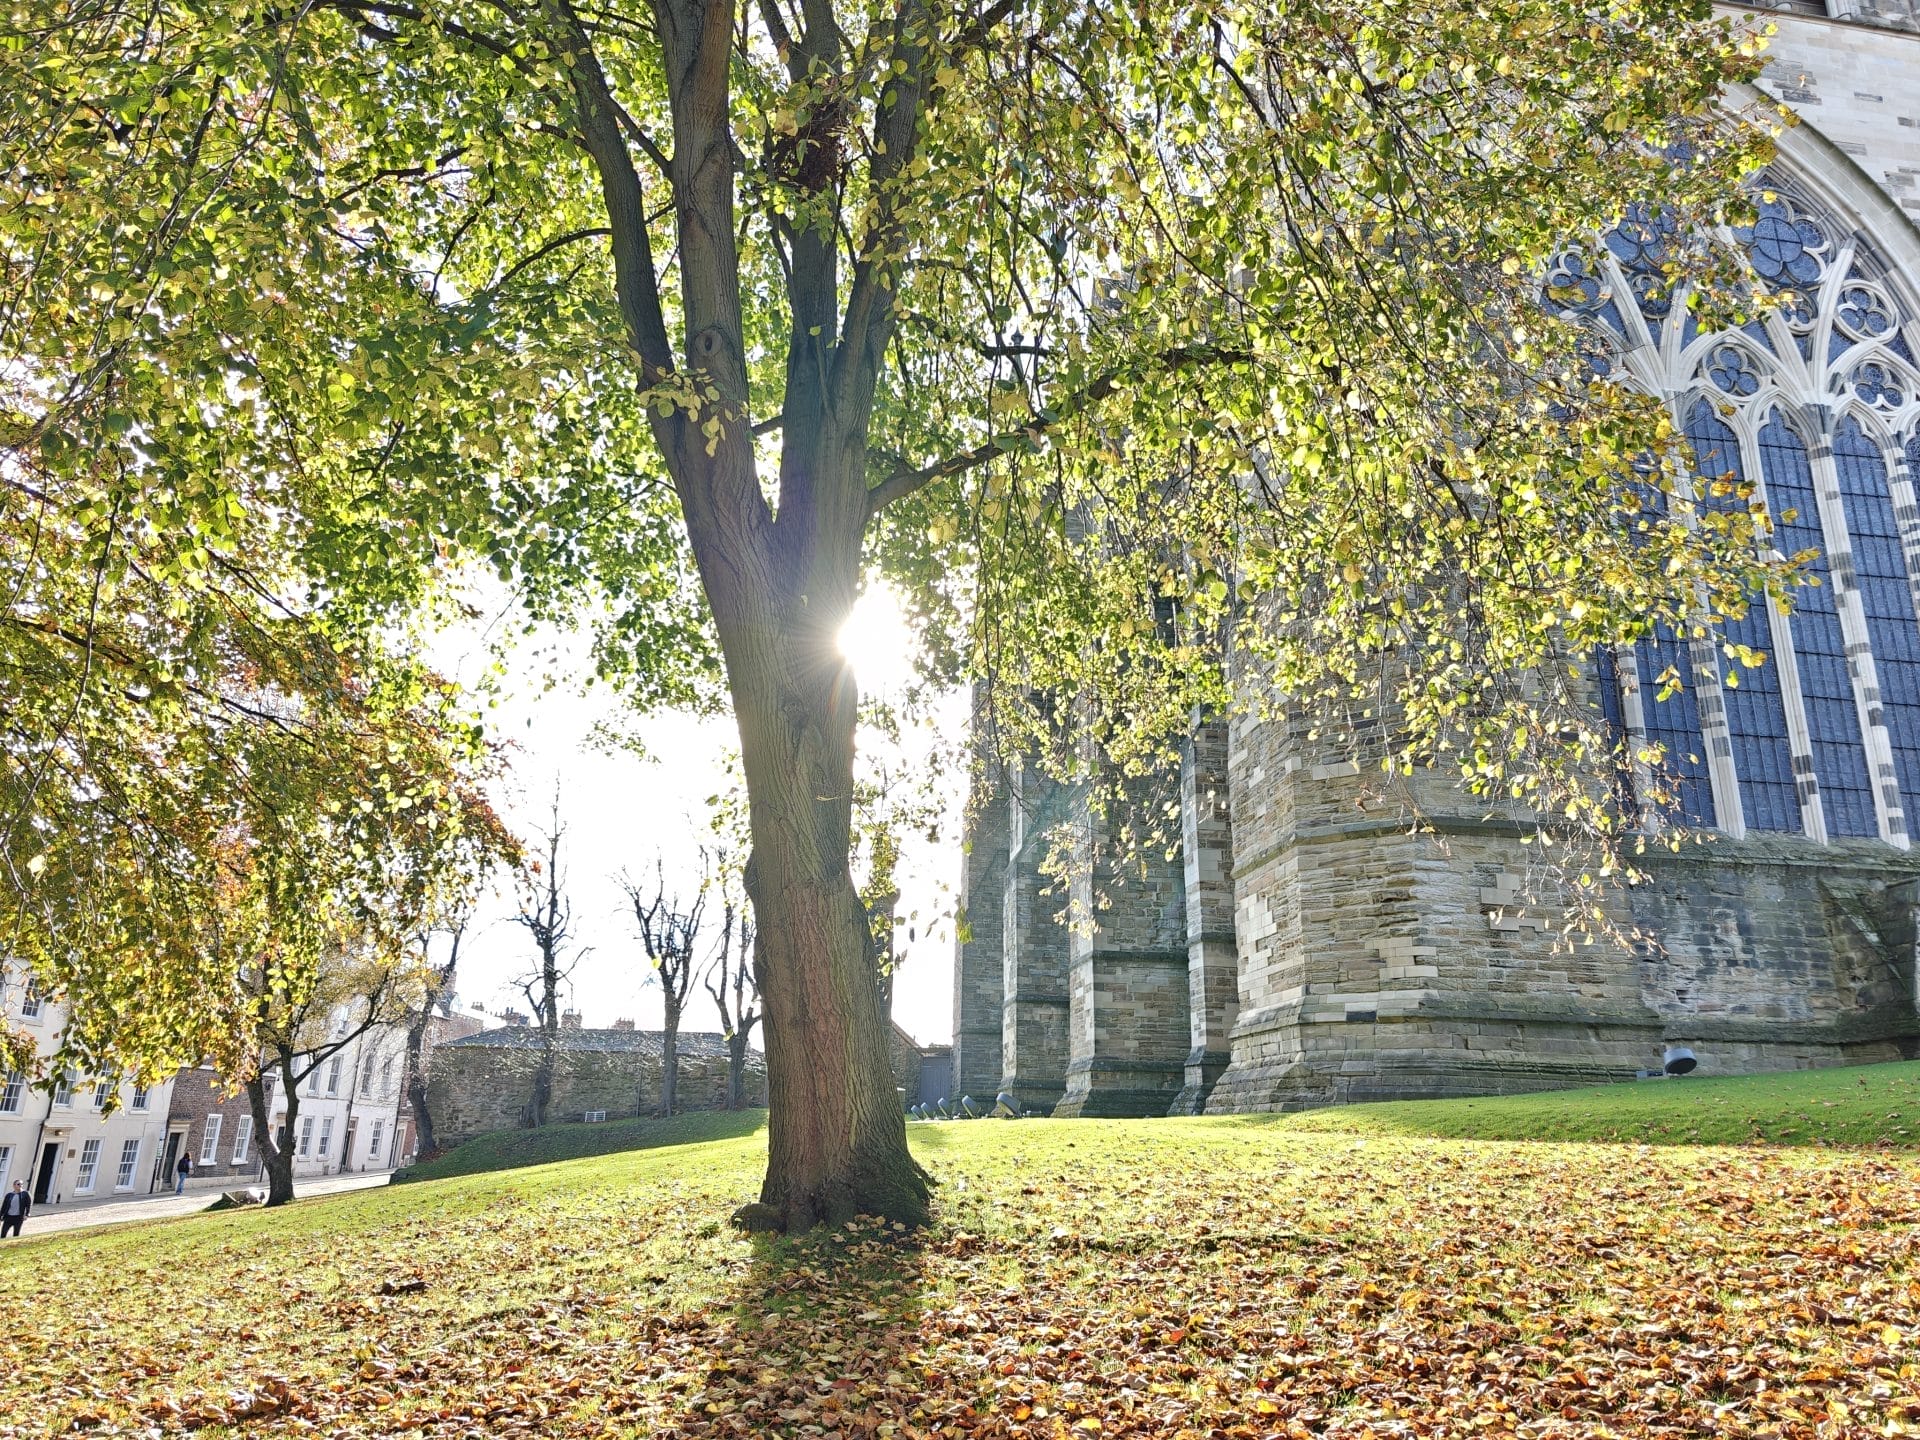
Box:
1663;1045;1698;1076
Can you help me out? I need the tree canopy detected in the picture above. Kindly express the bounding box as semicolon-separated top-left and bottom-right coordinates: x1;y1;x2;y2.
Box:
3;0;1788;1225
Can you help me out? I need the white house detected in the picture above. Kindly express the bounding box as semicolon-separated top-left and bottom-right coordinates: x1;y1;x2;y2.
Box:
0;971;179;1206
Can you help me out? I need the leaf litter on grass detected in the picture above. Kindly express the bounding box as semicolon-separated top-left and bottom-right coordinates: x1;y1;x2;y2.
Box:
1;1120;1916;1440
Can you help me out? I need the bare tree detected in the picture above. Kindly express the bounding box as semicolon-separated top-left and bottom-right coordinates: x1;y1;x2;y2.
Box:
242;950;425;1206
512;795;584;1127
622;857;707;1118
402;908;469;1163
703;876;761;1111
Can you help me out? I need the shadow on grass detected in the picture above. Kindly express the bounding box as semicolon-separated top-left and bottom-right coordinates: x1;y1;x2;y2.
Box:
661;1222;931;1438
392;1109;769;1184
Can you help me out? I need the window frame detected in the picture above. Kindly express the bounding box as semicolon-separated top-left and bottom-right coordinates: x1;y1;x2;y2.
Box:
75;1137;101;1194
115;1138;141;1191
199;1114;224;1166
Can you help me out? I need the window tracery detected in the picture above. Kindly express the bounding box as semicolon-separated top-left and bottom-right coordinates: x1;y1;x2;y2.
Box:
1555;175;1920;845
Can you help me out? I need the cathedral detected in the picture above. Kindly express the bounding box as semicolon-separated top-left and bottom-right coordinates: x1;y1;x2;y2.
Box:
950;2;1920;1116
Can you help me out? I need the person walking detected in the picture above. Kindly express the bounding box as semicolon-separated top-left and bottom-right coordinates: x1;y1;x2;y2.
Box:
1;1180;29;1239
174;1151;192;1195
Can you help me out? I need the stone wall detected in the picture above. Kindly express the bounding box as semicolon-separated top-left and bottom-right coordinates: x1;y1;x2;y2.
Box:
956;5;1920;1119
1742;5;1920;229
999;765;1074;1110
1053;776;1191;1117
951;763;1007;1099
425;1030;764;1147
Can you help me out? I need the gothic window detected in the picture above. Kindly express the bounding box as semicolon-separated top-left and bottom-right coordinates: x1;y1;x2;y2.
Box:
1567;172;1920;845
1758;411;1878;835
1832;415;1920;815
1685;403;1798;831
1634;623;1715;827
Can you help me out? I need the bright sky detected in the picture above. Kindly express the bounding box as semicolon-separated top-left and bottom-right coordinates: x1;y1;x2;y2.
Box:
428;587;965;1049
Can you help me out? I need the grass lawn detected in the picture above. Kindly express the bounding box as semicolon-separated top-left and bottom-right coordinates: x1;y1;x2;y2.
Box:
2;1088;1916;1438
1274;1058;1920;1148
391;1109;771;1183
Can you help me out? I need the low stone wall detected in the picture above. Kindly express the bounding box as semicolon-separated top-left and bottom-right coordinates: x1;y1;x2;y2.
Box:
426;1032;766;1147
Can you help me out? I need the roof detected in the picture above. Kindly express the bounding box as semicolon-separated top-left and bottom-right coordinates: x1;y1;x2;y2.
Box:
441;1027;739;1059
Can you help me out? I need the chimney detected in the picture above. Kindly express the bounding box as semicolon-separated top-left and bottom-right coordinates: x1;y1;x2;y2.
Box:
561;1010;583;1031
612;1018;636;1032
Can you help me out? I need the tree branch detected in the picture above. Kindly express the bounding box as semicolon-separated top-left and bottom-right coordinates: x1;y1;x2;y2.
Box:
865;344;1255;515
540;0;678;383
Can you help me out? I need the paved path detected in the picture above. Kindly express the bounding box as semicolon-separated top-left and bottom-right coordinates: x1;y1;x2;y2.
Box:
9;1172;392;1239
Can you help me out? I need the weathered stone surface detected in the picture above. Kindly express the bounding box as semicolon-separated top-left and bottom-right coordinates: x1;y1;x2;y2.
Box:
953;7;1920;1117
1056;774;1191;1118
425;1029;763;1146
999;764;1073;1111
951;763;1007;1100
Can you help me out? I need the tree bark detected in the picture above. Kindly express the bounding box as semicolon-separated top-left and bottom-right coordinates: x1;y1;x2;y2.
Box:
728;638;929;1231
404;1015;438;1161
530;1044;553;1129
726;1032;748;1110
660;992;680;1117
247;1073;296;1207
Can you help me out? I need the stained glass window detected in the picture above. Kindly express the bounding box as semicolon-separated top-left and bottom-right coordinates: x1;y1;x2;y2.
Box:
1686;403;1798;831
1832;416;1920;819
1634;624;1716;827
1593;647;1636;814
1758;410;1877;836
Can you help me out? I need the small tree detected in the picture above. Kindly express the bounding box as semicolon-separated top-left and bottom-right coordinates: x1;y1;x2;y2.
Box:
623;858;707;1117
242;949;427;1206
512;796;584;1127
402;910;470;1164
704;870;762;1111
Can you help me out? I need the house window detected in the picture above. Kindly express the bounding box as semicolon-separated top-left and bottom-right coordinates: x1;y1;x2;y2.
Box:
19;976;42;1019
92;1077;113;1110
368;1119;384;1162
361;1053;377;1096
307;1068;321;1097
115;1138;140;1191
130;1084;150;1111
318;1117;334;1158
232;1115;253;1165
0;1145;12;1187
297;1117;314;1157
199;1115;224;1165
0;1072;21;1115
325;1056;342;1096
52;1073;72;1107
380;1057;395;1093
76;1138;101;1193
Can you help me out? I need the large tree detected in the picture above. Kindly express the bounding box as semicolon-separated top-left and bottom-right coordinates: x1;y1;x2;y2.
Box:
6;0;1785;1228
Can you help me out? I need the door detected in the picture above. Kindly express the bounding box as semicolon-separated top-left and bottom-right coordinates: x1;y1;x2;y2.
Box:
155;1132;181;1194
32;1141;59;1203
341;1120;358;1173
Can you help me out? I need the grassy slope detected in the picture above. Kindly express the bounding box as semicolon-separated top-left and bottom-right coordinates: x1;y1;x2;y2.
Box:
3;1094;1917;1438
1276;1059;1920;1148
391;1109;768;1183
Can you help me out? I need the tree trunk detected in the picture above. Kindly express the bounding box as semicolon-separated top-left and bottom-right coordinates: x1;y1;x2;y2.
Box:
530;1046;553;1129
660;994;680;1117
729;651;929;1232
247;1076;296;1207
405;1029;438;1161
726;1033;748;1110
